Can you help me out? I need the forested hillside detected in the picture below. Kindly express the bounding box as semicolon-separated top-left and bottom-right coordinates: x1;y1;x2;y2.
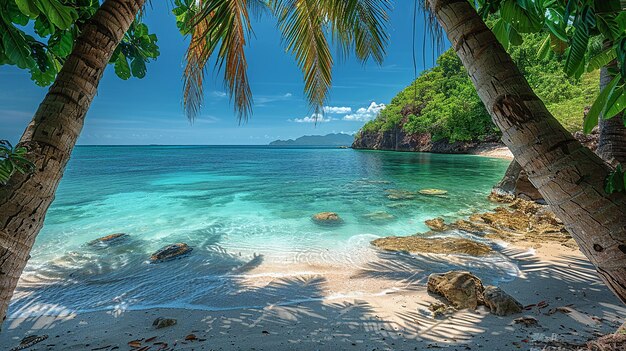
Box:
355;33;599;146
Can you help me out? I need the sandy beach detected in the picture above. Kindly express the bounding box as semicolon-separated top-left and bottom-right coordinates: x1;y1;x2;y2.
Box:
2;240;624;351
470;143;514;160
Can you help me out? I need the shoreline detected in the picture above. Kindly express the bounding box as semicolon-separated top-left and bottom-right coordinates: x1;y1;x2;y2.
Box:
351;142;515;160
467;143;514;160
2;240;623;350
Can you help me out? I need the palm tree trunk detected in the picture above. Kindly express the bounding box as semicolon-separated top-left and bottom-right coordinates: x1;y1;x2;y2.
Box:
0;0;145;326
598;55;626;165
427;0;626;303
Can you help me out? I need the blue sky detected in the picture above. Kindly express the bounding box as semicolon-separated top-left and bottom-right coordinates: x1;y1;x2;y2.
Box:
1;1;446;145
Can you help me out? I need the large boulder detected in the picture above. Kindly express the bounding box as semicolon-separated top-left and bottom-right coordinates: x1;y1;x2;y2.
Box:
427;271;484;309
149;243;193;263
372;236;493;256
311;212;343;225
483;286;523;316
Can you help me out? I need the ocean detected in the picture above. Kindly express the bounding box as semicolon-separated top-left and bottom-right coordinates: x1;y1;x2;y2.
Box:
8;146;514;317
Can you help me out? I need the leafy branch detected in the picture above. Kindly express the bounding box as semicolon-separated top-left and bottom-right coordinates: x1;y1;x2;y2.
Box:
0;140;35;185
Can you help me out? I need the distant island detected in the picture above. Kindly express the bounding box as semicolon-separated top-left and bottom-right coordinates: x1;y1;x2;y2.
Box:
269;133;354;146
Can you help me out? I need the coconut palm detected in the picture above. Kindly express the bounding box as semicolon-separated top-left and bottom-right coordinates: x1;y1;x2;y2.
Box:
0;0;391;326
422;0;626;303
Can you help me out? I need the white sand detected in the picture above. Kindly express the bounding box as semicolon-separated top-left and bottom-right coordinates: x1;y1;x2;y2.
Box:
1;241;624;350
471;143;514;160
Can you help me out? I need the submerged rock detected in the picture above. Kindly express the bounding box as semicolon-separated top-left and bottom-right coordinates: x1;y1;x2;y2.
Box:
385;189;417;200
427;271;484;310
149;243;193;263
483;285;523;316
419;189;448;196
425;218;447;232
153;317;177;329
363;211;395;221
311;212;343;225
371;236;493;256
87;233;128;247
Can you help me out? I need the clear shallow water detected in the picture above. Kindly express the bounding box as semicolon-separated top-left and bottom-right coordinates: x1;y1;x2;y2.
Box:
9;146;512;317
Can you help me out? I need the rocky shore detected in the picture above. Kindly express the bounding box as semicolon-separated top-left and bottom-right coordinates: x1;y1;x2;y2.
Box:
351;129;504;155
372;196;576;255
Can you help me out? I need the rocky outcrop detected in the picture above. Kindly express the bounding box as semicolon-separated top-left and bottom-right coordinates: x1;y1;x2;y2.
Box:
439;198;573;249
311;212;343;225
372;236;493;256
149;243;193;263
352;129;500;154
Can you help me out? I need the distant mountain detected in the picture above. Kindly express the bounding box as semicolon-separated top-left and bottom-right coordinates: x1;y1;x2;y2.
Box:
269;133;354;146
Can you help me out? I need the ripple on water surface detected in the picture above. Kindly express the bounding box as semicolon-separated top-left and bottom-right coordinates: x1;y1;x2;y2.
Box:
10;146;513;317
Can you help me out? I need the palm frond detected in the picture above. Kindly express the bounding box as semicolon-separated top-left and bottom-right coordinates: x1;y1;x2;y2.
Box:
183;0;253;122
322;0;391;64
271;0;334;114
183;8;210;121
419;0;445;56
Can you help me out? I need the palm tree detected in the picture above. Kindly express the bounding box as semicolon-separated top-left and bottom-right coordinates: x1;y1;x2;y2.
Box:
424;0;626;303
0;0;391;326
598;50;626;165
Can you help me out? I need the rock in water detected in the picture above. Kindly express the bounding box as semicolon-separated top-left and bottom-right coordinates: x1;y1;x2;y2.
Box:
371;236;493;256
425;218;447;231
385;189;417;200
88;233;128;247
153;317;177;329
419;189;448;196
311;212;343;225
427;271;484;309
149;243;193;263
363;211;395;221
483;285;523;316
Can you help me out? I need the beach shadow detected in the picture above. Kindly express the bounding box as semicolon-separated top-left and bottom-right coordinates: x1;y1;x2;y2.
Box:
3;239;626;350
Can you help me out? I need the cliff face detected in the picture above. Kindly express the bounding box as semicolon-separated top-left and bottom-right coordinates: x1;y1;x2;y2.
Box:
352;128;499;154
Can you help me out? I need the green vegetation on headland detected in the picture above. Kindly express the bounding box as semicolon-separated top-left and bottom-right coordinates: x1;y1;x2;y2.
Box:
358;33;600;143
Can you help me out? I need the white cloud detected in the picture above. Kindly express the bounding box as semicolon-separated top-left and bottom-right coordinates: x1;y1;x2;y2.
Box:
289;114;333;123
323;106;352;114
257;93;293;104
211;91;227;98
343;102;386;122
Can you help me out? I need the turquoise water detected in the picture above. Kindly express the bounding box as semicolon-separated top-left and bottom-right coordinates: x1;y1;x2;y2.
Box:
9;146;511;316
